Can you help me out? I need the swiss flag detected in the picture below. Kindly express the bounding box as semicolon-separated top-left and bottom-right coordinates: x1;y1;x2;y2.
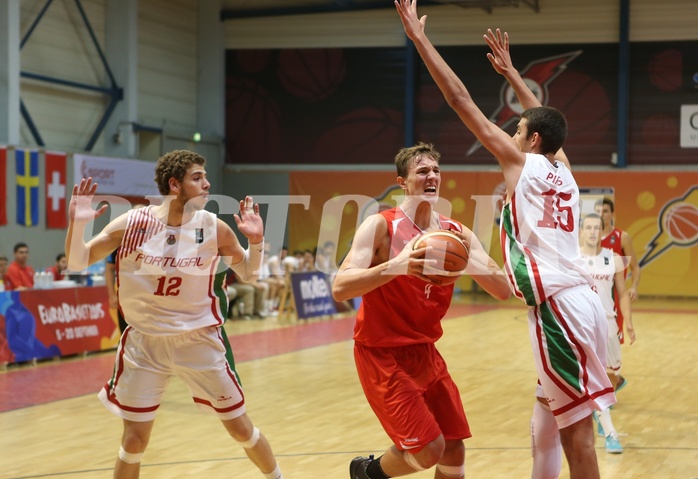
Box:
45;151;67;229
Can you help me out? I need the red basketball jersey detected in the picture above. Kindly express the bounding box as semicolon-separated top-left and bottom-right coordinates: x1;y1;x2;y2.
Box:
600;227;624;256
353;207;463;348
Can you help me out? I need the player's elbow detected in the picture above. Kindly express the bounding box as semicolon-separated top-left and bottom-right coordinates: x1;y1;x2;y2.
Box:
446;92;473;113
331;282;349;303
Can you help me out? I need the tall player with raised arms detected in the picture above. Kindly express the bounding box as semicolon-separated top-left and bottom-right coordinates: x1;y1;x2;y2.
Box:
394;2;615;478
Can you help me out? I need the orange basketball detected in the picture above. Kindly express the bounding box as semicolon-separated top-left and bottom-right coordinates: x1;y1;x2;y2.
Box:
413;230;469;285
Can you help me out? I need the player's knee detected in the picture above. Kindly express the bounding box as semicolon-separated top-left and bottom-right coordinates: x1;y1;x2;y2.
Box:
236;426;261;449
120;434;149;456
406;437;445;470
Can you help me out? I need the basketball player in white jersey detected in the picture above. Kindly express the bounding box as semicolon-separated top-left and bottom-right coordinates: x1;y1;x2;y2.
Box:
65;150;283;479
580;213;636;454
395;3;615;478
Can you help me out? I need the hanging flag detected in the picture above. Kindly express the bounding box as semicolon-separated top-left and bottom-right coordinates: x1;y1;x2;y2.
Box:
16;148;40;227
45;151;68;229
0;147;6;226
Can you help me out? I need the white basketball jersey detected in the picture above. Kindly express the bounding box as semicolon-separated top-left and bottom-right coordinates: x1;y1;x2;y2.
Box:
581;247;617;320
116;207;227;335
500;153;593;306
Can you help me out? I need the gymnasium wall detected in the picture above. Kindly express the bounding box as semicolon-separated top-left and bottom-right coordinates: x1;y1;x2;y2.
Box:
19;0;201;153
224;0;698;49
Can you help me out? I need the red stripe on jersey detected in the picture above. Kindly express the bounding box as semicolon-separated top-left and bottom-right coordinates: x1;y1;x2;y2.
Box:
511;193;520;238
509;192;547;304
120;208;165;259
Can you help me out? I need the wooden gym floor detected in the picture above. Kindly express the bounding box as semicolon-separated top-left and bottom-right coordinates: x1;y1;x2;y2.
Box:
1;294;697;478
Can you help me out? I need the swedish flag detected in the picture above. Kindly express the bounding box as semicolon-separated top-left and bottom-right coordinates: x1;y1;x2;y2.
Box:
16;149;39;227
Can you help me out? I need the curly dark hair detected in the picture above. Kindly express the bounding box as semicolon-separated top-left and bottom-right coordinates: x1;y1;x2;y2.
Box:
154;150;206;195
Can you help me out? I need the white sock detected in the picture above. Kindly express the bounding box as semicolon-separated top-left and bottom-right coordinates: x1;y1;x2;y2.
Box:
263;464;283;479
531;401;562;479
598;408;618;438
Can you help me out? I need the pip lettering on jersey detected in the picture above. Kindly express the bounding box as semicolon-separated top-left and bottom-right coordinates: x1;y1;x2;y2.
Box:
544;171;564;187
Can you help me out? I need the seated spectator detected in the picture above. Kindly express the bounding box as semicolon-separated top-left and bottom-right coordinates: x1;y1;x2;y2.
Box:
0;255;7;292
285;250;304;272
5;243;35;291
225;270;267;320
300;249;317;272
46;253;68;281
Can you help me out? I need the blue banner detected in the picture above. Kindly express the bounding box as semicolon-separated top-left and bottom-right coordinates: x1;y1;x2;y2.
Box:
16;149;40;227
289;271;337;319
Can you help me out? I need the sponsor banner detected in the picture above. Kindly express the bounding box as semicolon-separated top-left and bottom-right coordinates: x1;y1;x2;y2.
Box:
74;154;158;196
289;271;336;319
290;170;698;298
0;286;118;364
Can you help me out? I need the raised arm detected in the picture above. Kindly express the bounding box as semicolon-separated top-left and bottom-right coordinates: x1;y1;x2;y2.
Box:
218;196;265;283
484;28;571;170
65;178;125;272
394;0;524;179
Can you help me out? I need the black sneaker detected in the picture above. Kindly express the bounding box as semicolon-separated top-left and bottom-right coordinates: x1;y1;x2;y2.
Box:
349;455;373;479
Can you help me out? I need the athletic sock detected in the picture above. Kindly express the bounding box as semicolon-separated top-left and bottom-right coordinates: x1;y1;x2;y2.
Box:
263;464;283;479
597;408;617;437
366;455;391;479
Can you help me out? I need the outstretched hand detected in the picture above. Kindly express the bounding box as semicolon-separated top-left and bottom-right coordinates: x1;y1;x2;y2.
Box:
394;0;427;41
69;177;108;224
233;196;264;244
484;28;513;76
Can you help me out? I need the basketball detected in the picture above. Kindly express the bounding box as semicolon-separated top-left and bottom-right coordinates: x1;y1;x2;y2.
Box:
413;230;469;285
664;202;698;243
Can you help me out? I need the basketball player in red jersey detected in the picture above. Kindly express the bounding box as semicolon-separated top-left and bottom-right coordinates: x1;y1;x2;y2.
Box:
333;142;511;479
595;197;641;391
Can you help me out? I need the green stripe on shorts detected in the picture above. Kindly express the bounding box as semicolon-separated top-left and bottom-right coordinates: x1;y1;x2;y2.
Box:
539;302;581;393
